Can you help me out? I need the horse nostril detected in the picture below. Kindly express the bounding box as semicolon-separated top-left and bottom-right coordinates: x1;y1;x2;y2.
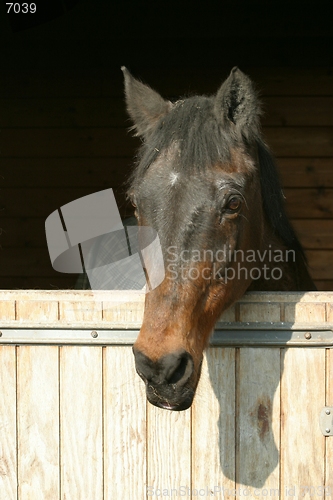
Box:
133;347;194;387
165;352;192;385
161;350;194;386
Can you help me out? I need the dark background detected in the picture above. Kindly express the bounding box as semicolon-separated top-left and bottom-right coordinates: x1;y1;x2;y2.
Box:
0;0;332;289
1;1;332;69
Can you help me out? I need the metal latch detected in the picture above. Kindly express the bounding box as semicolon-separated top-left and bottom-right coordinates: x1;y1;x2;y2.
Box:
319;407;333;436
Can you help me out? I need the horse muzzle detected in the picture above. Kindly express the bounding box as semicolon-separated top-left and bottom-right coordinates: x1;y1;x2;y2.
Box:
133;347;202;411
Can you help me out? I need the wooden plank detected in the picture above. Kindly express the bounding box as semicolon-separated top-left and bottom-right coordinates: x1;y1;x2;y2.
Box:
327;303;333;323
280;349;325;498
0;299;15;320
307;251;333;281
0;218;45;248
0;97;127;128
0;128;138;158
192;348;236;497
326;348;333;493
103;297;145;325
0;69;109;99
284;188;333;219
0;290;143;307
314;281;333;292
58;300;102;323
239;302;281;322
17;346;59;500
0;289;331;324
284;301;326;323
104;346;146;498
147;401;191;496
237;348;280;494
60;346;103;500
219;304;236;322
279;159;333;188
252;68;333;97
293;220;333;249
16;300;58;323
1;188;131;218
262;97;333;127
0;248;59;277
0;346;17;500
264;127;333;157
0;158;133;188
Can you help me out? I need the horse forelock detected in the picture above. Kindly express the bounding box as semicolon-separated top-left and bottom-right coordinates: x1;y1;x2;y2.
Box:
129;95;244;186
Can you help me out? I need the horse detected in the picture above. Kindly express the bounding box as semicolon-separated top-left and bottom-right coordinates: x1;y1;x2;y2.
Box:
122;66;316;411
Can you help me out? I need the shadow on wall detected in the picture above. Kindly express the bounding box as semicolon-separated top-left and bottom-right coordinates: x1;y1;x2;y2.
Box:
205;294;307;489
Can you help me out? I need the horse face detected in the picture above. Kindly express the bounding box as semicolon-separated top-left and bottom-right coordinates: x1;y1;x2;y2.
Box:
132;151;263;410
123;67;263;410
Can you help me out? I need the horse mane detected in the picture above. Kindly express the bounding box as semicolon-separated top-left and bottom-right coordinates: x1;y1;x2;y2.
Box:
256;139;306;260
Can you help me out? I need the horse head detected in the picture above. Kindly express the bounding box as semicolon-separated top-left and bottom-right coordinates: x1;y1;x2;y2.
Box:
122;67;315;410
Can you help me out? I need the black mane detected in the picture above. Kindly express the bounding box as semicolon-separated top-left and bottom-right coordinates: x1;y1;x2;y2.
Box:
256;140;306;259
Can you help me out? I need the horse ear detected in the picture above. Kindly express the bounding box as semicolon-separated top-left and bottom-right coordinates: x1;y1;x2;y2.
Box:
121;67;172;137
214;67;261;140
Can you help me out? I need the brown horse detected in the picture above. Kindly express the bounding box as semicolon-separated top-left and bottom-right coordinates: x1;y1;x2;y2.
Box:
122;67;316;411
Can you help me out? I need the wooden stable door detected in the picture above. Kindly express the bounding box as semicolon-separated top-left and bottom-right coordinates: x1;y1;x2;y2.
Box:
0;290;332;499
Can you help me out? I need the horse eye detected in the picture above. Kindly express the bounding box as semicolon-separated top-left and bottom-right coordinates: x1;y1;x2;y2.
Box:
226;196;242;212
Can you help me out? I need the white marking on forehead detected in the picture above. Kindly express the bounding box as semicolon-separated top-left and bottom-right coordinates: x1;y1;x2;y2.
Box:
169;172;179;186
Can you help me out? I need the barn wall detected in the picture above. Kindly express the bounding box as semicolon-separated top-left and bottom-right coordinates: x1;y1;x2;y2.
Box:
0;67;332;290
0;290;332;499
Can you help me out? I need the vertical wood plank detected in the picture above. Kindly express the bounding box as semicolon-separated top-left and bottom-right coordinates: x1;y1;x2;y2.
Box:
326;348;333;495
327;303;333;323
147;402;191;497
17;346;59;500
237;348;280;495
281;349;325;499
192;348;236;498
0;346;17;500
0;300;15;320
104;346;146;499
60;346;103;500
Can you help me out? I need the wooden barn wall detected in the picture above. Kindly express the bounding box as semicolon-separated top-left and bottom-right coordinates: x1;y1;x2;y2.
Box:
0;67;332;290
